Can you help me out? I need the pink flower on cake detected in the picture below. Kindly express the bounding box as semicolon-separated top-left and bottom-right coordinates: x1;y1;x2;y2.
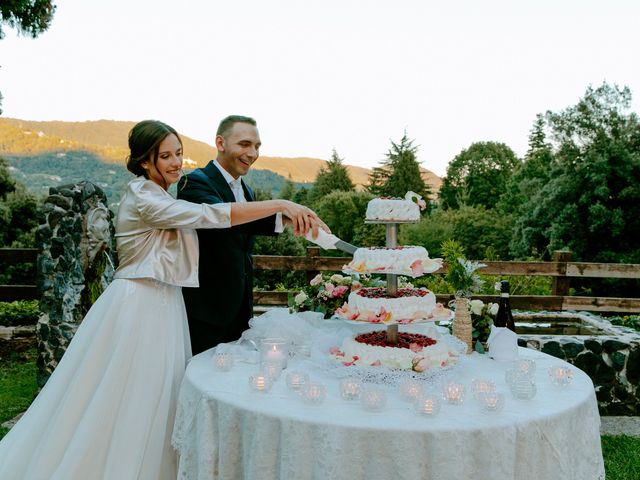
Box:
370;360;382;367
409;343;424;353
410;260;425;277
350;281;362;291
329;346;342;355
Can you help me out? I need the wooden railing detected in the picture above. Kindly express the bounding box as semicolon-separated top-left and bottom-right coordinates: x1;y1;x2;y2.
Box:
0;248;38;301
2;247;640;313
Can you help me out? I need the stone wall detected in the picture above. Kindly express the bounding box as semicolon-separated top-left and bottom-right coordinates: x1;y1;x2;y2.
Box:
517;312;640;415
36;182;117;386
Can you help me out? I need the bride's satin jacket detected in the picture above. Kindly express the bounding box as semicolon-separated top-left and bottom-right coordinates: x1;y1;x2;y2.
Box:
114;177;231;287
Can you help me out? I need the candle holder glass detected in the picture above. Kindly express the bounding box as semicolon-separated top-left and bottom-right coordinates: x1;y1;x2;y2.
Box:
262;360;284;381
471;379;496;401
302;382;327;405
398;379;423;403
249;373;272;393
480;392;505;412
510;378;537;400
415;393;441;417
547;365;574;386
442;382;465;405
212;352;235;372
285;371;309;392
513;358;536;377
340;377;362;401
360;387;387;412
260;337;289;369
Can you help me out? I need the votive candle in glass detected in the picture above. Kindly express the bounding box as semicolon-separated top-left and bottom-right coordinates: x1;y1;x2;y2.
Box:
340;377;362;401
514;358;536;377
481;392;505;412
360;387;387;412
398;379;424;403
302;382;327;405
260;338;288;369
548;365;574;386
262;361;284;381
249;373;272;393
415;394;441;417
471;379;496;401
443;382;465;405
213;352;234;372
285;371;309;392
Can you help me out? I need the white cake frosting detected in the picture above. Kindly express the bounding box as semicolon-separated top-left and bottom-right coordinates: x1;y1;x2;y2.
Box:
336;287;450;324
331;328;459;372
343;246;442;277
366;198;420;222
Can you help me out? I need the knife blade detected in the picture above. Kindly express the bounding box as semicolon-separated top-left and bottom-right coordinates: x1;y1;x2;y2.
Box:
334;239;358;254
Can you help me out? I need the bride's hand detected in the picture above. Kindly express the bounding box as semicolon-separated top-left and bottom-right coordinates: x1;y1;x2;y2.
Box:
280;201;330;237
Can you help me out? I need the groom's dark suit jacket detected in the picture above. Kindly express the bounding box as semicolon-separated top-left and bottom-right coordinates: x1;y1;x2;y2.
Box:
177;161;277;354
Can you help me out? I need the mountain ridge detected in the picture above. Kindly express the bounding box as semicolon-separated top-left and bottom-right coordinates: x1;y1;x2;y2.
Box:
0;118;442;193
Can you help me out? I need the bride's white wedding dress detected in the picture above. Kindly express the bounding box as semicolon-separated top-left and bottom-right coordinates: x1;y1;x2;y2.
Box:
0;177;232;480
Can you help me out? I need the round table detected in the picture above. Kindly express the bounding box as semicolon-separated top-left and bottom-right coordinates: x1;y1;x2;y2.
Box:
172;341;604;480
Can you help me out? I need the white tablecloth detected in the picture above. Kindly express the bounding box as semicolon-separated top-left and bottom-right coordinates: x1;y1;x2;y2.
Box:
173;338;605;480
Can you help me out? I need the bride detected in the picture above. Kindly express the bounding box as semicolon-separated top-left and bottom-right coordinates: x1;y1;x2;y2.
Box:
0;120;326;479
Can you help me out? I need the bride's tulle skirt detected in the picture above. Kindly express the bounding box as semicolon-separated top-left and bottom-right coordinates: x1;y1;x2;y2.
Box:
0;278;191;480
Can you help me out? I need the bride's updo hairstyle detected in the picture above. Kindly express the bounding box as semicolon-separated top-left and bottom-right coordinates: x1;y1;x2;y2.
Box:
127;120;182;177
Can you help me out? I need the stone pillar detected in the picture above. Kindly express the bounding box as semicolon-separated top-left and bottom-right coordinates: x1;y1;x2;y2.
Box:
36;182;117;387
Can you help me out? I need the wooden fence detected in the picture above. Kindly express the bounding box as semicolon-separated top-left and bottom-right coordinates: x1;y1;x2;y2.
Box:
2;247;640;313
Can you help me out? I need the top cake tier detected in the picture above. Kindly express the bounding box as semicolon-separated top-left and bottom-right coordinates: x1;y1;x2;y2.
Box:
343;246;442;277
365;192;426;222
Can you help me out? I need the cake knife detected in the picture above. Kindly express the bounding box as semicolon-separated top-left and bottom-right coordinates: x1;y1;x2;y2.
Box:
305;229;358;254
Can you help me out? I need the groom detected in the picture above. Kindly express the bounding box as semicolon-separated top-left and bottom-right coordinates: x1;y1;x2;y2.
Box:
178;115;283;354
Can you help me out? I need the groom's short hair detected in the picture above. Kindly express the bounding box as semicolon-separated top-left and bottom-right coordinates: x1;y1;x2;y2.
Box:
216;115;257;138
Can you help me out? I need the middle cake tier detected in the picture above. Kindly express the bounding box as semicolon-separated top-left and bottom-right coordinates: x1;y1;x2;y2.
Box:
336;286;449;324
342;246;442;277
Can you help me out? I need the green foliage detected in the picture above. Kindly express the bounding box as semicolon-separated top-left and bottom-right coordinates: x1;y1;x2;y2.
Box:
368;132;430;202
510;83;640;265
0;0;56;39
441;240;486;298
306;149;355;204
400;205;514;260
314;190;374;244
439;141;520;210
0;348;39;441
605;315;640;332
601;435;640;480
0;300;40;327
278;176;297;200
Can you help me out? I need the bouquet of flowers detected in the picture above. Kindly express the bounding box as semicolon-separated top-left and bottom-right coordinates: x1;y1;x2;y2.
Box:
289;273;386;319
469;299;499;346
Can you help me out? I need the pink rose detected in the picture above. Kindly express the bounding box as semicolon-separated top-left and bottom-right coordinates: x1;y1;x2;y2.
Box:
332;285;349;298
310;274;323;286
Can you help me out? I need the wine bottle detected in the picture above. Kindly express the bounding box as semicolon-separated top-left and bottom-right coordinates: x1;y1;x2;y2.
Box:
494;280;516;332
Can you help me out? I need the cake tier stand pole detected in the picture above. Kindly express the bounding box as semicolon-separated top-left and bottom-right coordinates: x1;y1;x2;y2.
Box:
386;223;399;345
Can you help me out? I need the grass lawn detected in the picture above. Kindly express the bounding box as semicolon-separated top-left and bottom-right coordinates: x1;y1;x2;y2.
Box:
1;350;639;479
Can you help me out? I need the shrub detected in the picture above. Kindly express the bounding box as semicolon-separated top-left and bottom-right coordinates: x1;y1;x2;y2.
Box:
0;300;40;327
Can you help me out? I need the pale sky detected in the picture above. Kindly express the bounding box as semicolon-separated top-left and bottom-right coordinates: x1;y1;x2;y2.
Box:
1;0;638;176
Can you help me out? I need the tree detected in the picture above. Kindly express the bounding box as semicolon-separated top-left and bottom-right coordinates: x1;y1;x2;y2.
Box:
368;133;430;202
511;83;640;266
439;141;520;210
278;175;297;200
1;1;57;113
307;149;354;205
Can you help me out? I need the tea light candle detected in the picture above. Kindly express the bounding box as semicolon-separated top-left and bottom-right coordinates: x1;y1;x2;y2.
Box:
285;371;309;392
443;382;465;405
360;387;387;412
471;379;496;401
262;361;284;380
260;338;288;369
213;352;234;372
302;382;327;405
249;373;271;393
481;392;505;412
514;358;536;377
548;365;574;386
415;394;441;417
340;377;362;401
398;379;423;403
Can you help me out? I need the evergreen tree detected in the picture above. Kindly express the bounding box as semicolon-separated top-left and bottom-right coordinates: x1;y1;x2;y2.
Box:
367;132;430;201
278;175;297;200
307;149;354;204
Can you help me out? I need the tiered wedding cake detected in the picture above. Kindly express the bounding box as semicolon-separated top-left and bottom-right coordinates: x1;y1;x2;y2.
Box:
332;193;459;373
